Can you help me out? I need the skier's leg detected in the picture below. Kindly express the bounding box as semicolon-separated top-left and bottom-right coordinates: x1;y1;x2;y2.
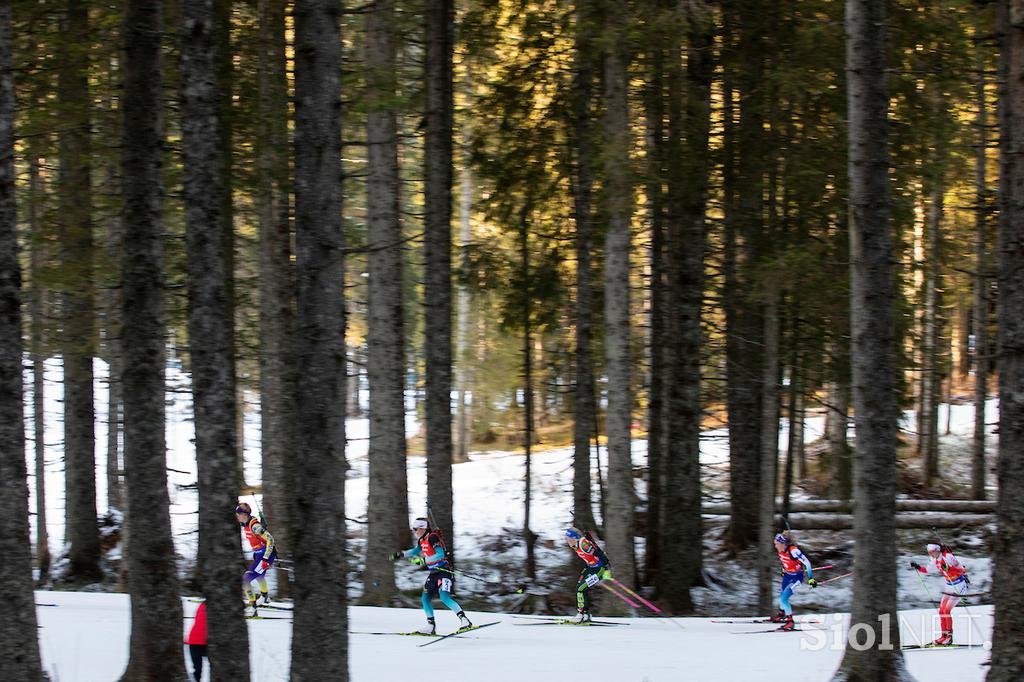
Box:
189;643;206;682
938;594;956;635
420;590;436;619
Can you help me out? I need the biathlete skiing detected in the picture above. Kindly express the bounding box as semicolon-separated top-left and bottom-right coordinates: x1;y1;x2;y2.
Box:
389;517;472;635
911;543;970;645
772;532;818;630
565;527;613;624
235;502;277;617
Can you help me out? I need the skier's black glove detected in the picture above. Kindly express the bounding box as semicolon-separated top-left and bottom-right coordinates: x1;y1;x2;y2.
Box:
388;551;403;561
910;561;922;571
807;578;818;589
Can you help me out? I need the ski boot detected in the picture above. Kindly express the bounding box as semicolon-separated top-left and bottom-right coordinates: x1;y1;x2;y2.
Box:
457;611;473;631
418;617;436;636
932;632;953;646
574;610;592;625
259;592;272;606
244;600;258;618
778;615;795;631
770;609;787;623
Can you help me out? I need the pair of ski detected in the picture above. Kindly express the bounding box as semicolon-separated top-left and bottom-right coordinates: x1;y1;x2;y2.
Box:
902;642;986;651
354;622;500;647
713;616;823;634
512;615;628;627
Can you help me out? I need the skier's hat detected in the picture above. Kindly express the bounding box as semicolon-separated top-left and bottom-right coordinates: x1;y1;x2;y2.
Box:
411;518;429;531
774;533;788;545
565;528;582;540
926;543;941;553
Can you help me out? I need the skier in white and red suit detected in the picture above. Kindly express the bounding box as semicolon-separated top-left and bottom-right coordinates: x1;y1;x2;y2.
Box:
911;543;971;645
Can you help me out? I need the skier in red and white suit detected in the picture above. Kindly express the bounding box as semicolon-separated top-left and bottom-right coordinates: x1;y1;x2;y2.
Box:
911;543;969;645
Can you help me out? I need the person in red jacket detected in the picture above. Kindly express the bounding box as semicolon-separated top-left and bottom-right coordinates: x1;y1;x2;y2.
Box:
185;601;208;682
911;543;970;645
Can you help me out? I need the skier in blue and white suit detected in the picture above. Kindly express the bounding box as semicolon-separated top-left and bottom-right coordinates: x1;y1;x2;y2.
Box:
389;517;472;635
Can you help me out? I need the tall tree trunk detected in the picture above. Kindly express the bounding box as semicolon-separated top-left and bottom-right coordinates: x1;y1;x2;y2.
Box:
0;3;45;673
424;0;455;553
659;0;711;611
212;0;242;487
362;0;409;604
726;0;765;550
990;1;1024;676
828;375;853;499
180;1;252;678
291;1;347;678
454;114;473;464
783;330;800;516
601;4;636;589
256;0;294;597
757;290;780;614
642;0;666;585
571;0;598;533
120;1;185;678
831;0;909;677
972;32;989;501
922;181;942;487
521;216;537;579
59;0;101;584
28;151;50;583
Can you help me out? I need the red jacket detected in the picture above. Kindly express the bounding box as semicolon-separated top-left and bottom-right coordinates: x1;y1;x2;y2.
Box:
185;602;208;645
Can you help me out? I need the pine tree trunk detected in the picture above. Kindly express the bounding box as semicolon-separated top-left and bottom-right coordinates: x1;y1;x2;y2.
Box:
291;2;347;678
990;1;1024;676
28;151;50;583
642;0;666;584
972;33;988;501
120;1;185;679
256;0;294;597
0;4;45;674
59;0;101;584
180;1;252;677
424;0;455;553
601;6;636;589
454;117;473;464
521;218;537;579
922;181;942;487
828;376;852;499
831;0;909;677
658;0;710;610
726;0;765;550
571;0;598;534
757;290;779;614
363;0;409;604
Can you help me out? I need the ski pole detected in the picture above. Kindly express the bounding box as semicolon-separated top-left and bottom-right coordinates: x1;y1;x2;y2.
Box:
607;578;662;614
818;571;853;585
600;581;641;608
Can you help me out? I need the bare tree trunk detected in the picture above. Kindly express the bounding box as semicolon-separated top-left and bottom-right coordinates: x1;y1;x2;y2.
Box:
424;0;455;553
601;4;636;589
454;114;473;464
922;180;942;487
726;0;765;550
0;4;45;673
642;0;666;585
521;218;537;579
290;2;347;678
971;30;989;501
757;290;780;614
831;0;909;676
570;0;598;533
58;0;101;584
990;1;1024;676
180;0;252;677
256;0;294;597
658;0;711;611
362;0;409;604
120;1;185;678
28;152;50;583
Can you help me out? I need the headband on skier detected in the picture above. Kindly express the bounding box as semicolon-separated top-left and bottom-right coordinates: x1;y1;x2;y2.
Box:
774;533;788;545
926;543;941;553
565;528;582;540
411;518;429;531
235;504;250;516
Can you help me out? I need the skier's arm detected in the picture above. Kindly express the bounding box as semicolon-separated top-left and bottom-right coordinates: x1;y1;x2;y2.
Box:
251;521;275;556
791;547;813;579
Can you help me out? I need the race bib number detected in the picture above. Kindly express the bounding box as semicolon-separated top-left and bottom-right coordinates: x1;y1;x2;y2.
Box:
439;577;453;593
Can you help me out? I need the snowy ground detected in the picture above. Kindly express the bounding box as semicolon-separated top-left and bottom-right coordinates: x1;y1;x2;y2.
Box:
36;591;995;682
26;360;1002;679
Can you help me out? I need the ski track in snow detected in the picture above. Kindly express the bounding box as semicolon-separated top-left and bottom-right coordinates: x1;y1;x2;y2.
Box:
35;591;995;682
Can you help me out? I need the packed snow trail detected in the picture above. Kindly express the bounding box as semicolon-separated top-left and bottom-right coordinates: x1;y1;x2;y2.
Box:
36;591;993;681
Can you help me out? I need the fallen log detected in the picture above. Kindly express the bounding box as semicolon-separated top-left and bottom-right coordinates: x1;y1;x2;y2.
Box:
780;513;993;530
701;499;996;515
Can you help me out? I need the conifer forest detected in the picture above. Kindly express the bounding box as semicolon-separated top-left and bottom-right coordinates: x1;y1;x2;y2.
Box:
4;0;1024;680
